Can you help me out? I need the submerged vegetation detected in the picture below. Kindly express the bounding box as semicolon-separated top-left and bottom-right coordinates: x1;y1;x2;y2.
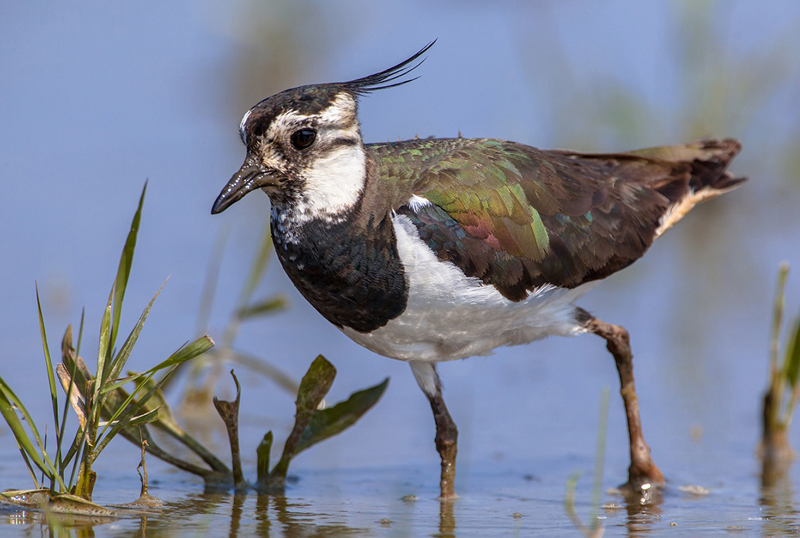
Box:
0;187;387;516
565;388;610;538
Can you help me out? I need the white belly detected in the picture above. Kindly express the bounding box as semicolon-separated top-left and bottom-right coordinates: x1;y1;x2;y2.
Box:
341;214;595;363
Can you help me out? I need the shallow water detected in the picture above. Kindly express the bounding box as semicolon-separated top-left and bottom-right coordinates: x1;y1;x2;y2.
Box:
2;449;799;537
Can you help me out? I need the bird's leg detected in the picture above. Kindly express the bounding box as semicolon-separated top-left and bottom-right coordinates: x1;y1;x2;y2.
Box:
429;382;459;500
410;362;459;500
583;313;664;493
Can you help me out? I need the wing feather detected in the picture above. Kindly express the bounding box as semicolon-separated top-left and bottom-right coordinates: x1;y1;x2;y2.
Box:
369;137;742;301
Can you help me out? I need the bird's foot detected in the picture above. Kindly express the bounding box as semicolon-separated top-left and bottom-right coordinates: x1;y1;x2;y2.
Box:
617;460;665;504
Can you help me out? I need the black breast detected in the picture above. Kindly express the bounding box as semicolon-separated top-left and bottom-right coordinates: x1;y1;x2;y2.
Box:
272;213;408;333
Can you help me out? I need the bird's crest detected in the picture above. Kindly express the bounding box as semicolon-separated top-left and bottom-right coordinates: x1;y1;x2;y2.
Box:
335;40;436;95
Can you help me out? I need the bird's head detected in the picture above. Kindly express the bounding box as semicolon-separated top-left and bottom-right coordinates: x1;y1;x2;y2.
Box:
211;41;435;217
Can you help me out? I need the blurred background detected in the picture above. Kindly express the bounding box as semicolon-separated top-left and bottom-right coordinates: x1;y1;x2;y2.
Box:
1;0;800;496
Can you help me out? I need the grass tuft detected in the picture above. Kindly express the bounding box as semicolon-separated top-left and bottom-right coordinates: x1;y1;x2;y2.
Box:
761;262;800;468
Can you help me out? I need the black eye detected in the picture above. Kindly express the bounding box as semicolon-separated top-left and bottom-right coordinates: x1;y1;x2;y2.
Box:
290;129;316;150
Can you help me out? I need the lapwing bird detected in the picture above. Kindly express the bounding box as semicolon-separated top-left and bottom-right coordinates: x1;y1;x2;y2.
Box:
212;42;745;499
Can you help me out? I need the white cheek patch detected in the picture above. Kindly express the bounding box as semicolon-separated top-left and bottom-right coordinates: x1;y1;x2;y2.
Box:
300;144;366;218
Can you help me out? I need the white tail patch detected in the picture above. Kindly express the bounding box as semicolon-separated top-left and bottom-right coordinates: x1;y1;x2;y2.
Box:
655;185;734;238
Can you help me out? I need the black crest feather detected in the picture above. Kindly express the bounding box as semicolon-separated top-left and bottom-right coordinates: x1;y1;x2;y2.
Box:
336;40;436;95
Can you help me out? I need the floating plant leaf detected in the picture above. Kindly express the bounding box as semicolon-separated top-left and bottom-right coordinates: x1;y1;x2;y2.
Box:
48;492;118;517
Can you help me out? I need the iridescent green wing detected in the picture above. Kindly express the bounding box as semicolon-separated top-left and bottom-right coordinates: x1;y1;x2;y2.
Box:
371;138;740;301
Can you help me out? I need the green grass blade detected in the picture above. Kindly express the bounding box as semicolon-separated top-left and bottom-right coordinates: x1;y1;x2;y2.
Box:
95;364;181;456
119;407;161;428
772;263;790;373
58;326;82;475
784;314;800;388
98;370;158;441
106;281;166;386
109;183;147;358
16;446;40;490
67;437;88;490
101;336;214;394
0;388;47;487
61;424;87;476
93;295;113;419
98;338;213;443
35;285;62;463
126;374;181;430
146;335;215;374
0;379;66;490
236;296;288;320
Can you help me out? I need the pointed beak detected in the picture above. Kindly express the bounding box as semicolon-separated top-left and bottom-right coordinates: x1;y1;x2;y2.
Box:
211;154;276;214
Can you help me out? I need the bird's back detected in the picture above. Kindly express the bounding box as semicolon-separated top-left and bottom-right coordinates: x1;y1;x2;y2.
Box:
368;137;745;301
